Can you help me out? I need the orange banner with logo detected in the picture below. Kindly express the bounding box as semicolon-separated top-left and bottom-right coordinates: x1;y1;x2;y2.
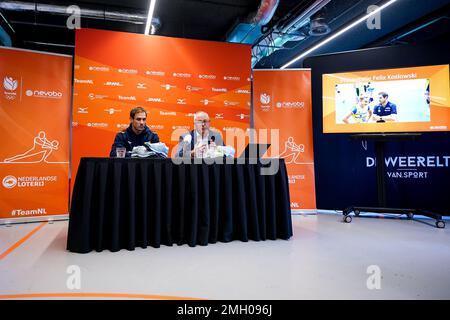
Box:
72;28;251;179
0;47;72;220
253;69;316;211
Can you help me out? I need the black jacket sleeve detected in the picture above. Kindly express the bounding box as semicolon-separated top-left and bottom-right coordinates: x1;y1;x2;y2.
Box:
150;132;160;143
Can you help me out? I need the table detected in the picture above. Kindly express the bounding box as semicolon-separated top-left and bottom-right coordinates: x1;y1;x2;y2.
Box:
67;158;293;253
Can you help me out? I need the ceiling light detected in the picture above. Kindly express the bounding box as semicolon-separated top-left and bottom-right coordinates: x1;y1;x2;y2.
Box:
281;0;398;69
144;0;157;35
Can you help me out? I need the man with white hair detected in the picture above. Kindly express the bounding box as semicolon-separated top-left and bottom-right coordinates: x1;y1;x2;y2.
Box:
178;111;224;158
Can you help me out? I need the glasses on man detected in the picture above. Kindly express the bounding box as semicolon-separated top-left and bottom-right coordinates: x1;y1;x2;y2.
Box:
194;120;210;124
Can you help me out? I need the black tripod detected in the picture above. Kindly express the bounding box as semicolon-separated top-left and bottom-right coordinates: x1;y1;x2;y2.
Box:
343;133;446;228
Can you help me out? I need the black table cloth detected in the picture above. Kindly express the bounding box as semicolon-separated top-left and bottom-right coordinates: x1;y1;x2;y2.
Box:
67;158;292;253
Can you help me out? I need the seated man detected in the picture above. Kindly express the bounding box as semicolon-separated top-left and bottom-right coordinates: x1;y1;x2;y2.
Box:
177;111;224;158
110;107;160;157
371;92;398;122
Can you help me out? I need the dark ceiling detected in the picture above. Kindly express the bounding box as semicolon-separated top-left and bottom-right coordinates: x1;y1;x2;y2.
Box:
0;0;449;68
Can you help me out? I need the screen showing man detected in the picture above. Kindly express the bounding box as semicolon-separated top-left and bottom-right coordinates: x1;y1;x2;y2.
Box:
322;65;449;133
371;92;397;122
109;107;160;157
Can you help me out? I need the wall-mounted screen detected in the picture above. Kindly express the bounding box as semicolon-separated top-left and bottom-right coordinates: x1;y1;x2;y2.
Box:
322;65;449;133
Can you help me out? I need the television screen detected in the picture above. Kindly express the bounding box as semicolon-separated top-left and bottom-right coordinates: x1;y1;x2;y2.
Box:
322;64;450;133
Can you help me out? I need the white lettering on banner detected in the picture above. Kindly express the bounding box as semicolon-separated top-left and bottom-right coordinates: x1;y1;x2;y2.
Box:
26;90;63;99
149;125;164;130
367;156;450;168
77;107;88;114
430;126;447;130
146;70;165;76
212;87;227;92
3;175;57;188
276;101;305;109
224;100;239;106
291;202;300;208
11;208;47;216
88;93;108;100
116;124;129;129
74;79;94;84
104;81;124;87
288;174;305;184
87;122;108;128
89;66;109;72
137;83;147;89
387;172;429;179
173;72;191;78
177;98;187;105
118;95;136;101
118;68;138;74
236;89;250;94
160;111;177;116
199;74;216;80
224;76;240;81
366;156;450;180
146;97;164;103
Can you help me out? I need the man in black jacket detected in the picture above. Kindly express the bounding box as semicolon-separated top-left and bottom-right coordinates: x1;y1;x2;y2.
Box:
109;107;160;157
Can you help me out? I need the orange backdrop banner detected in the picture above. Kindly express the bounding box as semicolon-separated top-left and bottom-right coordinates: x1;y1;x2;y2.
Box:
0;47;72;220
72;28;251;179
253;69;316;211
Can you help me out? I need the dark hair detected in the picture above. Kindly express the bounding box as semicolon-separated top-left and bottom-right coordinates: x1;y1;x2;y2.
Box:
130;107;147;119
378;92;389;98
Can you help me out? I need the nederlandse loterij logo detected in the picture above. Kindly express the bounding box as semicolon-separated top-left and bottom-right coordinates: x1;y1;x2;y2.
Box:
260;93;270;104
3;76;18;100
3;175;17;188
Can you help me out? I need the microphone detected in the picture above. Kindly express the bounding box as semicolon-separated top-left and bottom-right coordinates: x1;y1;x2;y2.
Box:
209;135;215;145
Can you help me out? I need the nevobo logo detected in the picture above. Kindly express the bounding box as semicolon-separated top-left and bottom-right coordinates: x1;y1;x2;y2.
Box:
26;89;63;99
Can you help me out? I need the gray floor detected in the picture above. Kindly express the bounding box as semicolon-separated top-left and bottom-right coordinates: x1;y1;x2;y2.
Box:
1;212;450;300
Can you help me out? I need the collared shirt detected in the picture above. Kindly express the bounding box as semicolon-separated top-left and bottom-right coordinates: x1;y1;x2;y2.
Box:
373;101;397;117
